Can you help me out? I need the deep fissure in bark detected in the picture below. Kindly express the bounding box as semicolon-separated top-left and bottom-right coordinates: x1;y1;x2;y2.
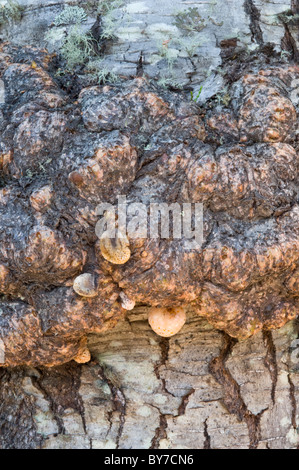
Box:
154;338;171;396
288;373;297;431
209;333;266;449
178;388;196;416
203;419;211;449
0;368;42;449
281;21;299;62
150;414;168;449
32;363;87;436
97;364;127;449
263;330;278;404
244;0;264;45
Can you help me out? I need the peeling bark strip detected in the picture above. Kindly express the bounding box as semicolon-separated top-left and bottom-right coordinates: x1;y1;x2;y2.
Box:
244;0;264;45
209;334;265;449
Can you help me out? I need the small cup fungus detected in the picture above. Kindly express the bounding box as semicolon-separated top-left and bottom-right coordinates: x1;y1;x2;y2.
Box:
100;231;131;265
148;307;186;337
73;347;91;364
119;291;135;310
73;273;98;298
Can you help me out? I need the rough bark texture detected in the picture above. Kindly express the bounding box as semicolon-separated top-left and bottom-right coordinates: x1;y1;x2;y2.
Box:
2;0;299;94
0;311;298;449
0;0;298;449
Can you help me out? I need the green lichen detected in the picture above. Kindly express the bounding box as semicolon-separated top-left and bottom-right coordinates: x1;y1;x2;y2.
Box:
46;5;95;71
174;7;206;35
216;88;231;107
157;75;183;90
97;0;125;40
44;28;66;44
45;0;124;75
0;0;23;26
53;6;87;26
156;40;182;90
157;39;177;66
220;93;231;106
177;36;203;58
154;7;210;90
86;59;119;84
60;25;94;70
98;0;124;16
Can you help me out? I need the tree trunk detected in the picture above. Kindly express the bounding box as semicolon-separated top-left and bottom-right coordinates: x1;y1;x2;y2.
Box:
0;0;298;449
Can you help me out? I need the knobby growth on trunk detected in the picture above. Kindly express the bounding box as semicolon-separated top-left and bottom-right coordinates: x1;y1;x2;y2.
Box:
0;43;297;367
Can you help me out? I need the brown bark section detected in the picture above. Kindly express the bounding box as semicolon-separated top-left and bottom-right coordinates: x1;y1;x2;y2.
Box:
0;43;298;367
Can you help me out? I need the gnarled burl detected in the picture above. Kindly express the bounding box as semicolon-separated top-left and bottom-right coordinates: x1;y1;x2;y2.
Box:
0;43;298;366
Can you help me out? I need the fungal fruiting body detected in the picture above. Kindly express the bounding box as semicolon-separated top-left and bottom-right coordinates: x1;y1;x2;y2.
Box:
119;291;136;310
73;347;91;364
148;307;186;337
73;273;98;297
100;231;131;265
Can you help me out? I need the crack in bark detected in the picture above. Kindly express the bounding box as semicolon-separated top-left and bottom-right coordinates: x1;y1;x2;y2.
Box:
150;413;168;449
0;369;43;449
74;368;87;435
244;0;264;46
209;333;266;449
136;51;144;77
154;337;173;396
263;330;278;404
31;364;87;437
150;338;176;449
178;388;195;416
31;373;65;436
203;419;211;449
287;374;297;431
280;5;299;62
105;410;113;439
281;21;299;62
97;365;126;449
150;385;195;448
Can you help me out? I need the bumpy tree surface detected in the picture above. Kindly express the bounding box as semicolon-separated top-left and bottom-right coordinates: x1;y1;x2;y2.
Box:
0;42;298;369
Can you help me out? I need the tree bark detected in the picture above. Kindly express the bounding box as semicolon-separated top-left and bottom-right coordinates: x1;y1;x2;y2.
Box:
0;0;298;449
0;310;298;449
